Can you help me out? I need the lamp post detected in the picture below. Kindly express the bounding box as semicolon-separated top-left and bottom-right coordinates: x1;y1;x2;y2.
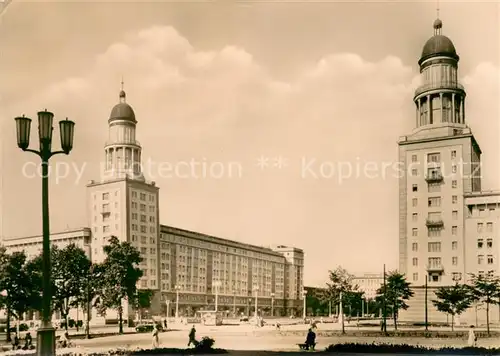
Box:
232;289;237;317
253;285;259;318
15;111;75;356
165;300;170;318
270;293;275;317
174;285;181;320
247;298;252;317
213;280;221;312
302;289;307;320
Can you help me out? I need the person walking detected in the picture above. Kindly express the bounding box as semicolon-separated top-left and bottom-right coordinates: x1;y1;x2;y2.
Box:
187;325;197;347
152;324;160;348
468;325;477;347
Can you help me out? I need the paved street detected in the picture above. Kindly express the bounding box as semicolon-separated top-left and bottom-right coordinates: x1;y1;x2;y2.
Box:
70;327;500;353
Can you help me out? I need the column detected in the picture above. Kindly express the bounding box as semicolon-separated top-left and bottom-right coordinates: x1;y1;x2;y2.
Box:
451;93;455;123
427;95;431;125
460;100;464;124
416;101;419;128
439;93;443;124
417;100;421;128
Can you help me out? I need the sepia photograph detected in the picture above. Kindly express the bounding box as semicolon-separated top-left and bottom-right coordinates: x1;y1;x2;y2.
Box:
0;0;499;355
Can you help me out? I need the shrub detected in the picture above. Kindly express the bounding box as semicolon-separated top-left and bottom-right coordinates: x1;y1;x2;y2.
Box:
325;343;500;355
196;336;215;351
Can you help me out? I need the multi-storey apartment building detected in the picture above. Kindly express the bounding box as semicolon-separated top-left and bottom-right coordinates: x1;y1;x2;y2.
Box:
398;18;500;324
3;87;305;324
352;273;384;300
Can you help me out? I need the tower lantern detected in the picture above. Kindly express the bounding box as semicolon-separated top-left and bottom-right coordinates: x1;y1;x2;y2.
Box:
413;18;465;131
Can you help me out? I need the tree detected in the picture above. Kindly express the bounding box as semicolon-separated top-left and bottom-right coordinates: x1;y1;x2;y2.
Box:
75;262;104;338
133;289;154;321
51;244;91;331
321;266;358;333
468;273;500;336
96;236;143;334
376;271;413;330
0;251;42;338
432;283;472;331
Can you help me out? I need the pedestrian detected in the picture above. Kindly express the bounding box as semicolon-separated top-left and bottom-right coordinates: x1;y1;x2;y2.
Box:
468;325;477;347
187;325;196;347
163;318;168;330
12;332;19;350
152;324;159;348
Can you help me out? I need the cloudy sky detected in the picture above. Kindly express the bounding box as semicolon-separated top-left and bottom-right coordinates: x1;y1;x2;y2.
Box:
0;1;499;287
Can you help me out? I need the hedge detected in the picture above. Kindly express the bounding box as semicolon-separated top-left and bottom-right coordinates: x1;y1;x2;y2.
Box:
278;330;500;338
325;343;500;355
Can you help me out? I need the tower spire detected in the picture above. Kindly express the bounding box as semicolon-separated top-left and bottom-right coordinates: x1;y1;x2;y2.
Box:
436;0;440;19
119;76;126;103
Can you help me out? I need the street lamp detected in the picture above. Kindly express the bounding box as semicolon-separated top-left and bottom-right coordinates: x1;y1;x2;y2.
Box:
174;285;181;319
253;285;259;318
213;280;221;312
247;298;252;317
270;293;275;317
232;289;237;317
302;289;307;320
165;299;170;318
15;111;75;356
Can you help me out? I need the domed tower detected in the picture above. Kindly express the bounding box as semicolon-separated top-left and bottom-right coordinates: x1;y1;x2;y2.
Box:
413;18;466;131
398;15;482;310
104;87;144;181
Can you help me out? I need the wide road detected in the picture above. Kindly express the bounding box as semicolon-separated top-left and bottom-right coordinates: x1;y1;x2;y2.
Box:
70;327;500;353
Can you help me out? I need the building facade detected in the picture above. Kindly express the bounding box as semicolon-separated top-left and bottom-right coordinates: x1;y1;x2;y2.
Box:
352;273;384;300
3;87;305;324
398;18;500;324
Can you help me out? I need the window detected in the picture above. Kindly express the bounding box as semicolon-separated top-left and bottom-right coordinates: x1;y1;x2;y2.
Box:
427;153;441;163
427;168;442;179
478;255;484;264
428;257;442;267
487;238;493;248
431;275;439;282
428;227;441;237
140;193;146;201
452;211;458;220
412;155;417;162
102;192;109;200
428;212;442;220
428;197;441;207
412;258;418;266
412;169;418;176
412;198;418;207
452;241;458;250
102;203;110;213
412;273;418;281
452;226;457;235
412;184;418;192
428;242;441;252
487;222;493;232
412;243;418;252
451;150;456;159
452;196;458;204
412;213;418;222
452;180;457;188
487;255;494;264
452;165;457;173
478;239;484;248
452;257;458;265
477;223;484;233
428;183;441;193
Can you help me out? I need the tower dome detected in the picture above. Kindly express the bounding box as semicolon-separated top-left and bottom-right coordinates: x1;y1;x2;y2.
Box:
109;90;136;123
418;19;459;65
